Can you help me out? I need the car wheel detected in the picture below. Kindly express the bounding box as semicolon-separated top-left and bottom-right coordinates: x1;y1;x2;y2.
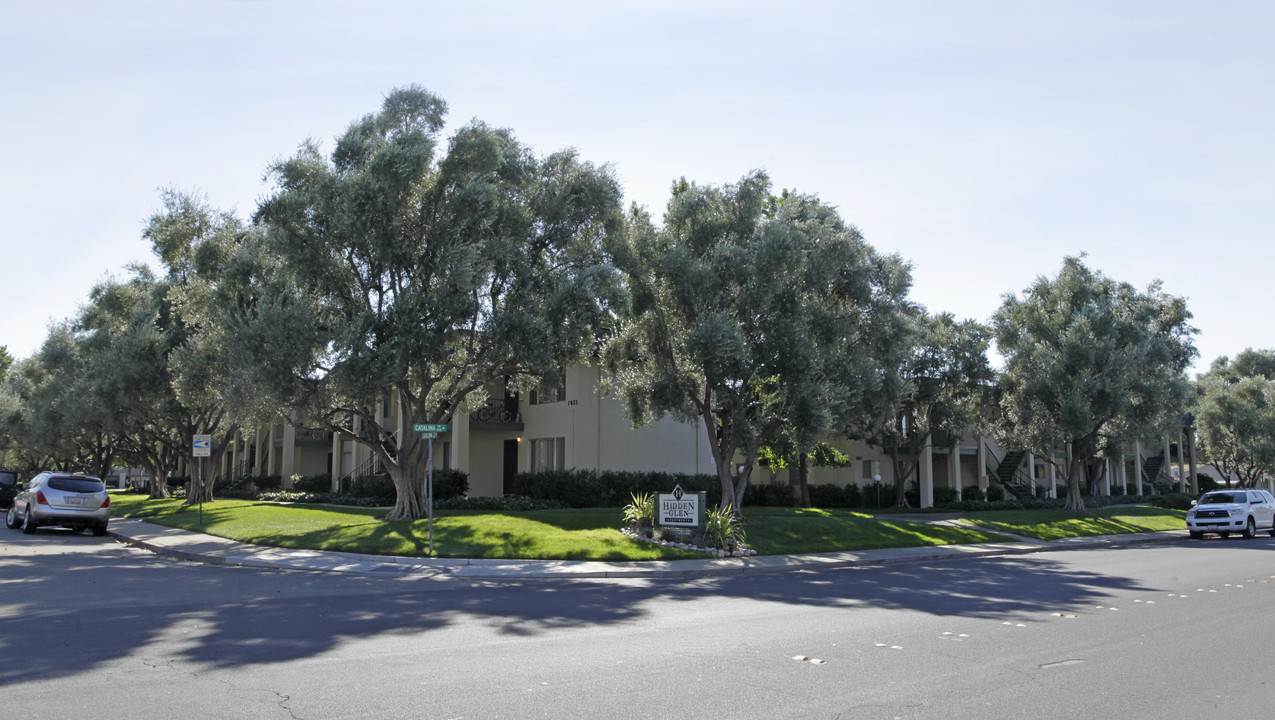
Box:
1189;530;1204;540
5;506;19;530
21;506;38;535
1243;517;1257;539
91;522;107;537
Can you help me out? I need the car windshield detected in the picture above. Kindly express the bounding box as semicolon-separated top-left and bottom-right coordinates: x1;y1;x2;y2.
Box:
1199;492;1247;505
48;476;105;493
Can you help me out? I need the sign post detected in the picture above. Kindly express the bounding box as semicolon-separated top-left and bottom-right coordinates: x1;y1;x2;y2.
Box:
193;434;211;528
413;424;449;555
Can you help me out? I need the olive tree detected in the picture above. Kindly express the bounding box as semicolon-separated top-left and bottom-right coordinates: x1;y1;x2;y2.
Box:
859;311;994;507
1194;350;1275;487
993;256;1196;511
603;173;913;513
239;86;624;521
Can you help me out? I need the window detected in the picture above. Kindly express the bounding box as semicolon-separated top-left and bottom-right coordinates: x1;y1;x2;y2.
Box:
861;460;878;480
530;437;566;472
529;372;567;405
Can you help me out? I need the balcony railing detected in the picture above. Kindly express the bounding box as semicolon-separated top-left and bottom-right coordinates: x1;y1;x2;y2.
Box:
471;397;523;430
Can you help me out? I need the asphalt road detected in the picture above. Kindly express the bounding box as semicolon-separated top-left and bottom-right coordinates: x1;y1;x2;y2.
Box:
3;527;1274;719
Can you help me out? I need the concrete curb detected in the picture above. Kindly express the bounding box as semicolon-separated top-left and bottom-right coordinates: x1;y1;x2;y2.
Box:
105;517;1187;581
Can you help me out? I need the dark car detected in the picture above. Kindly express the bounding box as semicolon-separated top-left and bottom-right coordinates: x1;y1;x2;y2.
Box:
0;469;17;509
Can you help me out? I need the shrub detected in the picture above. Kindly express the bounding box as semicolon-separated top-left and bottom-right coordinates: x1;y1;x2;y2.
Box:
962;485;986;502
986;485;1006;502
290;474;331;493
1148;492;1195;510
433;495;568;511
621;492;656;530
807;483;850;508
350;473;396;499
860;481;894;509
704;505;747;550
246;475;282;490
1197;475;1220;493
933;487;960;507
509;469;721;508
745;482;795;507
431;467;469;500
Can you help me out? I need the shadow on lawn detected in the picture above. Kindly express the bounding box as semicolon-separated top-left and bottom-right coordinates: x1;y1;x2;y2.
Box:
9;531;1274;687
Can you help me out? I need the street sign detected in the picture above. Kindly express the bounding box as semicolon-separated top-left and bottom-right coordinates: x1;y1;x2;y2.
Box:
419;432;438;439
413;423;449;433
192;435;212;458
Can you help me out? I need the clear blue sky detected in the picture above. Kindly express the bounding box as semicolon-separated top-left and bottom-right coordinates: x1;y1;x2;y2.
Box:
2;1;1271;373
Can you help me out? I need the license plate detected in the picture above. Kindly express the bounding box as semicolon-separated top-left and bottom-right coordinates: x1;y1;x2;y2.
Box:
64;496;86;505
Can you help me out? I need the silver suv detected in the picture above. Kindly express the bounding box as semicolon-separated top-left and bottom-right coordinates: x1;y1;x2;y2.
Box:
1186;489;1275;539
5;472;110;536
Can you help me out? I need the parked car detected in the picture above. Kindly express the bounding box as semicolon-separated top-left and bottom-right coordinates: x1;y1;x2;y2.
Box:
5;472;110;536
0;469;17;509
1185;489;1275;539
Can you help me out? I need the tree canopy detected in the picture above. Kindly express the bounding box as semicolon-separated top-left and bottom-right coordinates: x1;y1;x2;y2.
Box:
1194;349;1275;487
603;172;914;512
859;311;994;506
235;85;625;520
993;256;1196;511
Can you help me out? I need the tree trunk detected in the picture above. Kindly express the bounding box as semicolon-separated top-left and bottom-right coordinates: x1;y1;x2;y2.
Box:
798;452;811;508
1063;455;1087;512
889;452;912;508
148;471;170;500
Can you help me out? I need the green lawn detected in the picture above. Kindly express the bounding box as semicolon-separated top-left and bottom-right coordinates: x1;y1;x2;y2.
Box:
957;505;1188;540
109;494;703;560
109;493;1185;560
738;507;1011;554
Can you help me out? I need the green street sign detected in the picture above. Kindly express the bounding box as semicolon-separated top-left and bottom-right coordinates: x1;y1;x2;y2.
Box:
419;432;438;439
414;423;449;433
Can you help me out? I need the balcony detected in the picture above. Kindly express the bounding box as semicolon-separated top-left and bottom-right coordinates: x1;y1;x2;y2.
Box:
470;397;523;431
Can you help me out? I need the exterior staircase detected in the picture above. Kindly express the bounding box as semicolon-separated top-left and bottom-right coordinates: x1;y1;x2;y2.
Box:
1142;454;1173;494
983;446;1043;499
340;455;382;493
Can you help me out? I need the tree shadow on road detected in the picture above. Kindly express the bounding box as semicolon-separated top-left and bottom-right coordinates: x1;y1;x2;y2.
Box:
2;536;1271;686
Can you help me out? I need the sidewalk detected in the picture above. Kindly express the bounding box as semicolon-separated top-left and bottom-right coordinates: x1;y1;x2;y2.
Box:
105;517;1187;580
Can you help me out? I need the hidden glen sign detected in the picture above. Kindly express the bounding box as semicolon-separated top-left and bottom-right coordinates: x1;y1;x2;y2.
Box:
657;484;706;528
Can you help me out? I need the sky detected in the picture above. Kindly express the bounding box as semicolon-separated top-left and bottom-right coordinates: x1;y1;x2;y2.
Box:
2;1;1271;374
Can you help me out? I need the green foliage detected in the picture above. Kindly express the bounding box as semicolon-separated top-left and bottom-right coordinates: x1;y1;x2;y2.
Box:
1194;349;1275;488
859;311;995;506
933;487;960;507
349;468;468;501
0;345;11;382
434;495;568;511
509;469;721;508
349;474;397;500
1147;492;1196;510
986;485;1006;502
993;256;1196;510
431;468;469;500
744;482;796;507
236;85;625;521
602;172;914;512
704;505;748;550
962;485;986;502
290;474;332;493
621;491;656;528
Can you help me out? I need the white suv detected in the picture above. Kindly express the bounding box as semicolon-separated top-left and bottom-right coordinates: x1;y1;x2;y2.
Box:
1186;489;1275;539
